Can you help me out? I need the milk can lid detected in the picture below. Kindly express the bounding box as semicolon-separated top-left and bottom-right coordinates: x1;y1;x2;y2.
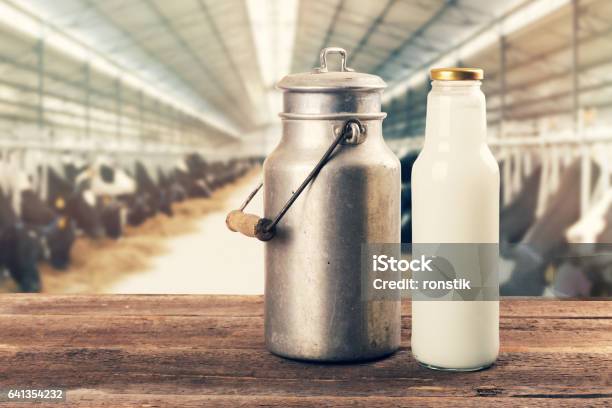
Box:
277;47;386;92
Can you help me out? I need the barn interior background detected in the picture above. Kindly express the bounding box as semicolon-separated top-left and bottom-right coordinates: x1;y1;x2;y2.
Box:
0;0;610;296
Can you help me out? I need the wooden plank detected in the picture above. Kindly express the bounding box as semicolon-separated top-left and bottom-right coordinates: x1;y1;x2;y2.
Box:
0;315;263;349
0;296;609;406
0;315;609;351
0;348;609;396
0;295;264;317
53;393;612;408
0;295;609;317
499;299;612;318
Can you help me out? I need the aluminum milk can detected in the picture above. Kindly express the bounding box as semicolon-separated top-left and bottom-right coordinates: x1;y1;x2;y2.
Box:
227;47;400;362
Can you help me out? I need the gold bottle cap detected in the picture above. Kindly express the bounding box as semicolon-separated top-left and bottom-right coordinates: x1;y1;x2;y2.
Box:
430;68;483;81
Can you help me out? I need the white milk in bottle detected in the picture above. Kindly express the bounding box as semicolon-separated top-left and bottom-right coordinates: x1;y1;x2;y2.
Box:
411;68;499;371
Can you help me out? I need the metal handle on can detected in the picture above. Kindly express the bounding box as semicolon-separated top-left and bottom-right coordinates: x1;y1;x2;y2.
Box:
225;118;365;241
315;47;355;73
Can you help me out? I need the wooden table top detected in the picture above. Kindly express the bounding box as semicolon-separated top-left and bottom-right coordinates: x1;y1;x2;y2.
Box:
0;295;610;407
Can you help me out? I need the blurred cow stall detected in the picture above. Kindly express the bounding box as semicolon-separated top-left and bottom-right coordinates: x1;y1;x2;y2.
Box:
0;148;261;292
493;126;612;297
393;122;612;298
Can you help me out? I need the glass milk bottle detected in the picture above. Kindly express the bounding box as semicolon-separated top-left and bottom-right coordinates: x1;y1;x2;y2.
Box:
411;68;499;371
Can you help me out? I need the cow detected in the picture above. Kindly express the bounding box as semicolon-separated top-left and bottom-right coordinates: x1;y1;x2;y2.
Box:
20;186;75;269
1;162;76;272
500;165;543;244
401;183;412;243
74;159;135;239
550;190;612;297
45;166;105;239
137;161;170;214
179;154;213;197
198;157;247;190
0;188;41;292
119;161;169;226
157;167;187;205
400;152;419;184
182;154;258;194
501;161;598;295
398;151;419;243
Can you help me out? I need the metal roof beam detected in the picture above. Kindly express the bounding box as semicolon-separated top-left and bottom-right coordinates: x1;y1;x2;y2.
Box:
297;26;393;57
102;6;248;55
383;0;574;102
488;21;612;82
142;0;253;128
105;15;203;54
310;0;344;68
489;79;612;114
0;54;221;129
489;98;612;123
81;0;226;118
373;0;457;76
382;38;446;70
2;0;238;137
348;0;397;65
196;0;265;118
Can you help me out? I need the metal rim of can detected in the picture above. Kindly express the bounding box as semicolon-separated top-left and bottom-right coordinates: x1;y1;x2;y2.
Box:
278;112;387;120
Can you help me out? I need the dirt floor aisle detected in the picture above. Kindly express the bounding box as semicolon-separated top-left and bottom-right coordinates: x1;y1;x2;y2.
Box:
106;174;264;294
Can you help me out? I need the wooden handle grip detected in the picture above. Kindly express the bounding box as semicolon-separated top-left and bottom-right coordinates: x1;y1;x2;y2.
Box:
226;210;275;241
226;210;261;238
